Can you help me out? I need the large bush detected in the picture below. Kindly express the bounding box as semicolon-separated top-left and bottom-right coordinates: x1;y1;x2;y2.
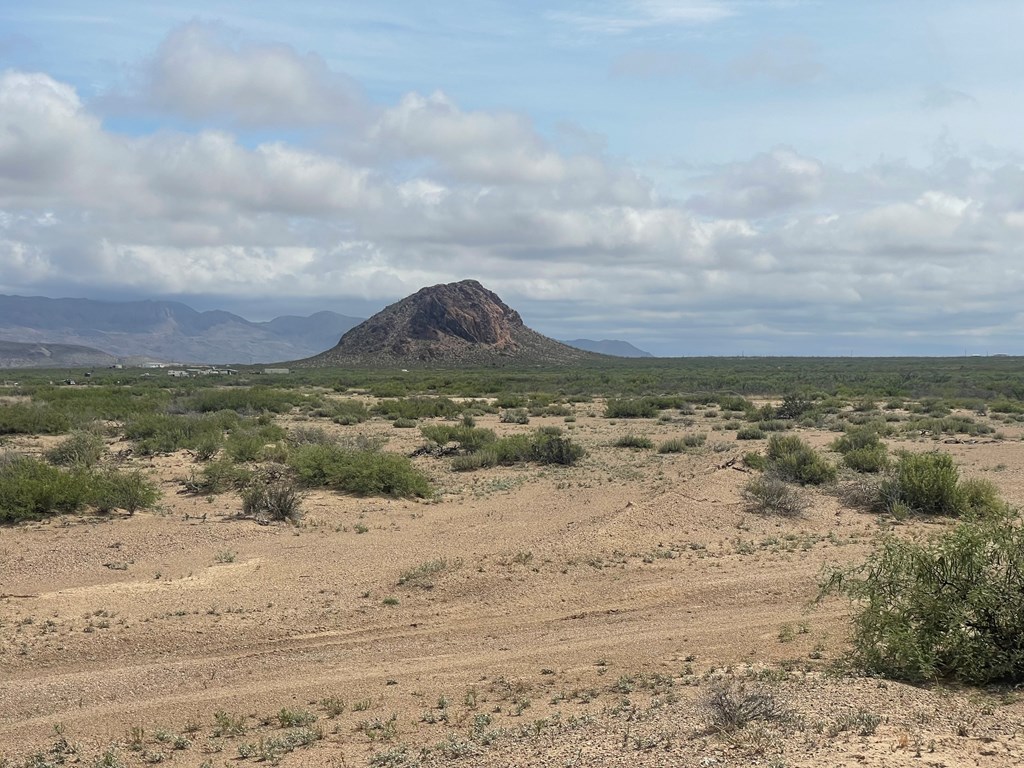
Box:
821;507;1024;684
289;444;432;498
0;454;159;522
765;434;836;485
878;451;996;517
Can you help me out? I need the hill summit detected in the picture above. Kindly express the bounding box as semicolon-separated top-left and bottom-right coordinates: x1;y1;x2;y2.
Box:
305;280;592;366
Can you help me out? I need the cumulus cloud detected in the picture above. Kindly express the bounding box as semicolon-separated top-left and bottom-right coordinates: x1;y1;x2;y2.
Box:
140;22;367;127
3;22;1024;354
549;1;735;35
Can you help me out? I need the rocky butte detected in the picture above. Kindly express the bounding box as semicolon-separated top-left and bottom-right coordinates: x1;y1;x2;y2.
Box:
303;279;596;367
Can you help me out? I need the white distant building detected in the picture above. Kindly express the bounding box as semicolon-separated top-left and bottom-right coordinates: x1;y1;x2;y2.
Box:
263;368;290;375
167;370;189;378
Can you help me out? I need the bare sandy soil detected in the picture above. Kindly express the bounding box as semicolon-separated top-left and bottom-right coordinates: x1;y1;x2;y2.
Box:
3;403;1024;766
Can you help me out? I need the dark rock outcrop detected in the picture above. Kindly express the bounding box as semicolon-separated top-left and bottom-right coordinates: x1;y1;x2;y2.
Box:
304;280;593;367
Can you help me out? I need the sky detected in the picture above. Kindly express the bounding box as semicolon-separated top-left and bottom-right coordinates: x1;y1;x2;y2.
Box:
2;1;1023;356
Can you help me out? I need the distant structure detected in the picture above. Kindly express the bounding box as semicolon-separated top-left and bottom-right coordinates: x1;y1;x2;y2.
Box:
263;368;290;375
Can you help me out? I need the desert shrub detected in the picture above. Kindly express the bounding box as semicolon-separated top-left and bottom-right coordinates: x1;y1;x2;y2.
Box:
536;425;563;436
821;507;1024;684
419;425;496;453
392;418;417;428
614;434;654;449
683;433;706;447
765;434;836;485
776;393;814;420
736;426;766;440
194;435;222;461
742;451;768;471
843;444;889;473
93;468;159;515
373;397;464;421
289;426;335;446
701;680;787;731
0;456;158;521
718;396;755;413
193;458;253;493
327;399;370;425
44;431;106;467
126;412;239;455
225;431;265;462
741;475;808;517
830;426;884;454
879;452;963;517
241;478;303;523
289;444;432;498
455;431;584;471
451;451;498;472
604;398;658;419
0;403;74;435
0;454;94;522
500;408;530;424
903;415;993;437
657;438;687;454
179;387;306;415
756;420;790;432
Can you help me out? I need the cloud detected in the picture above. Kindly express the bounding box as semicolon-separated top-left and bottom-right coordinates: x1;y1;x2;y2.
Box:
3;31;1024;354
138;22;367;127
920;85;978;111
686;147;824;218
548;1;735;35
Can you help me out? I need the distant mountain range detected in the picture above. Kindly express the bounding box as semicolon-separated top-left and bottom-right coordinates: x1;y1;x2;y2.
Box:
562;339;653;357
0;293;654;367
0;295;362;364
0;340;119;369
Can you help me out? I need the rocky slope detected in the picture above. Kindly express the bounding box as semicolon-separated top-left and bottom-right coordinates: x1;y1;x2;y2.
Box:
0;340;119;369
305;280;595;366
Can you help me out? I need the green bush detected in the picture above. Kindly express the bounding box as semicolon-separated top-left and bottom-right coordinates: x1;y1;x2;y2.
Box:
736;426;766;440
500;408;530;424
0;455;159;521
192;458;253;493
843;444;889;473
373;397;465;421
0;454;94;521
604;399;658;419
93;468;160;515
44;431;106;467
879;452;961;517
821;507;1024;684
453;430;585;471
657;438;687;454
0;403;74;435
765;434;836;485
419;425;496;453
289;444;432;498
830;426;885;455
125;412;240;455
179;387;306;415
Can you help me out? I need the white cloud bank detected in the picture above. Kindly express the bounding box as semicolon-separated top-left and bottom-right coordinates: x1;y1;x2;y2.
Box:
2;22;1024;354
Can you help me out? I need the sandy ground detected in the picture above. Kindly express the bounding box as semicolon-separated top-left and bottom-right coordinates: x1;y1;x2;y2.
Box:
2;403;1024;766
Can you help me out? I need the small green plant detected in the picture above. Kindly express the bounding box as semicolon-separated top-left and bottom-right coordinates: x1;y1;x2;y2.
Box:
398;558;461;588
214;549;236;564
277;708;317;728
289;444;432;498
657;438;687;454
736;426;766;440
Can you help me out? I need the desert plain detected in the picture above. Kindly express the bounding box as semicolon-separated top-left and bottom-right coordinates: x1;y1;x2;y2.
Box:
3;384;1024;768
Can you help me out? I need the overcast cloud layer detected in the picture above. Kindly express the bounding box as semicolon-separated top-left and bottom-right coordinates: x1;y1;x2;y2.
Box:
2;2;1024;355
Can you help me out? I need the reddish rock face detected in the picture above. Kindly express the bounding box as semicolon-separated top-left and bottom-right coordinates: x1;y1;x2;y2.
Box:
408;282;522;347
308;279;590;367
